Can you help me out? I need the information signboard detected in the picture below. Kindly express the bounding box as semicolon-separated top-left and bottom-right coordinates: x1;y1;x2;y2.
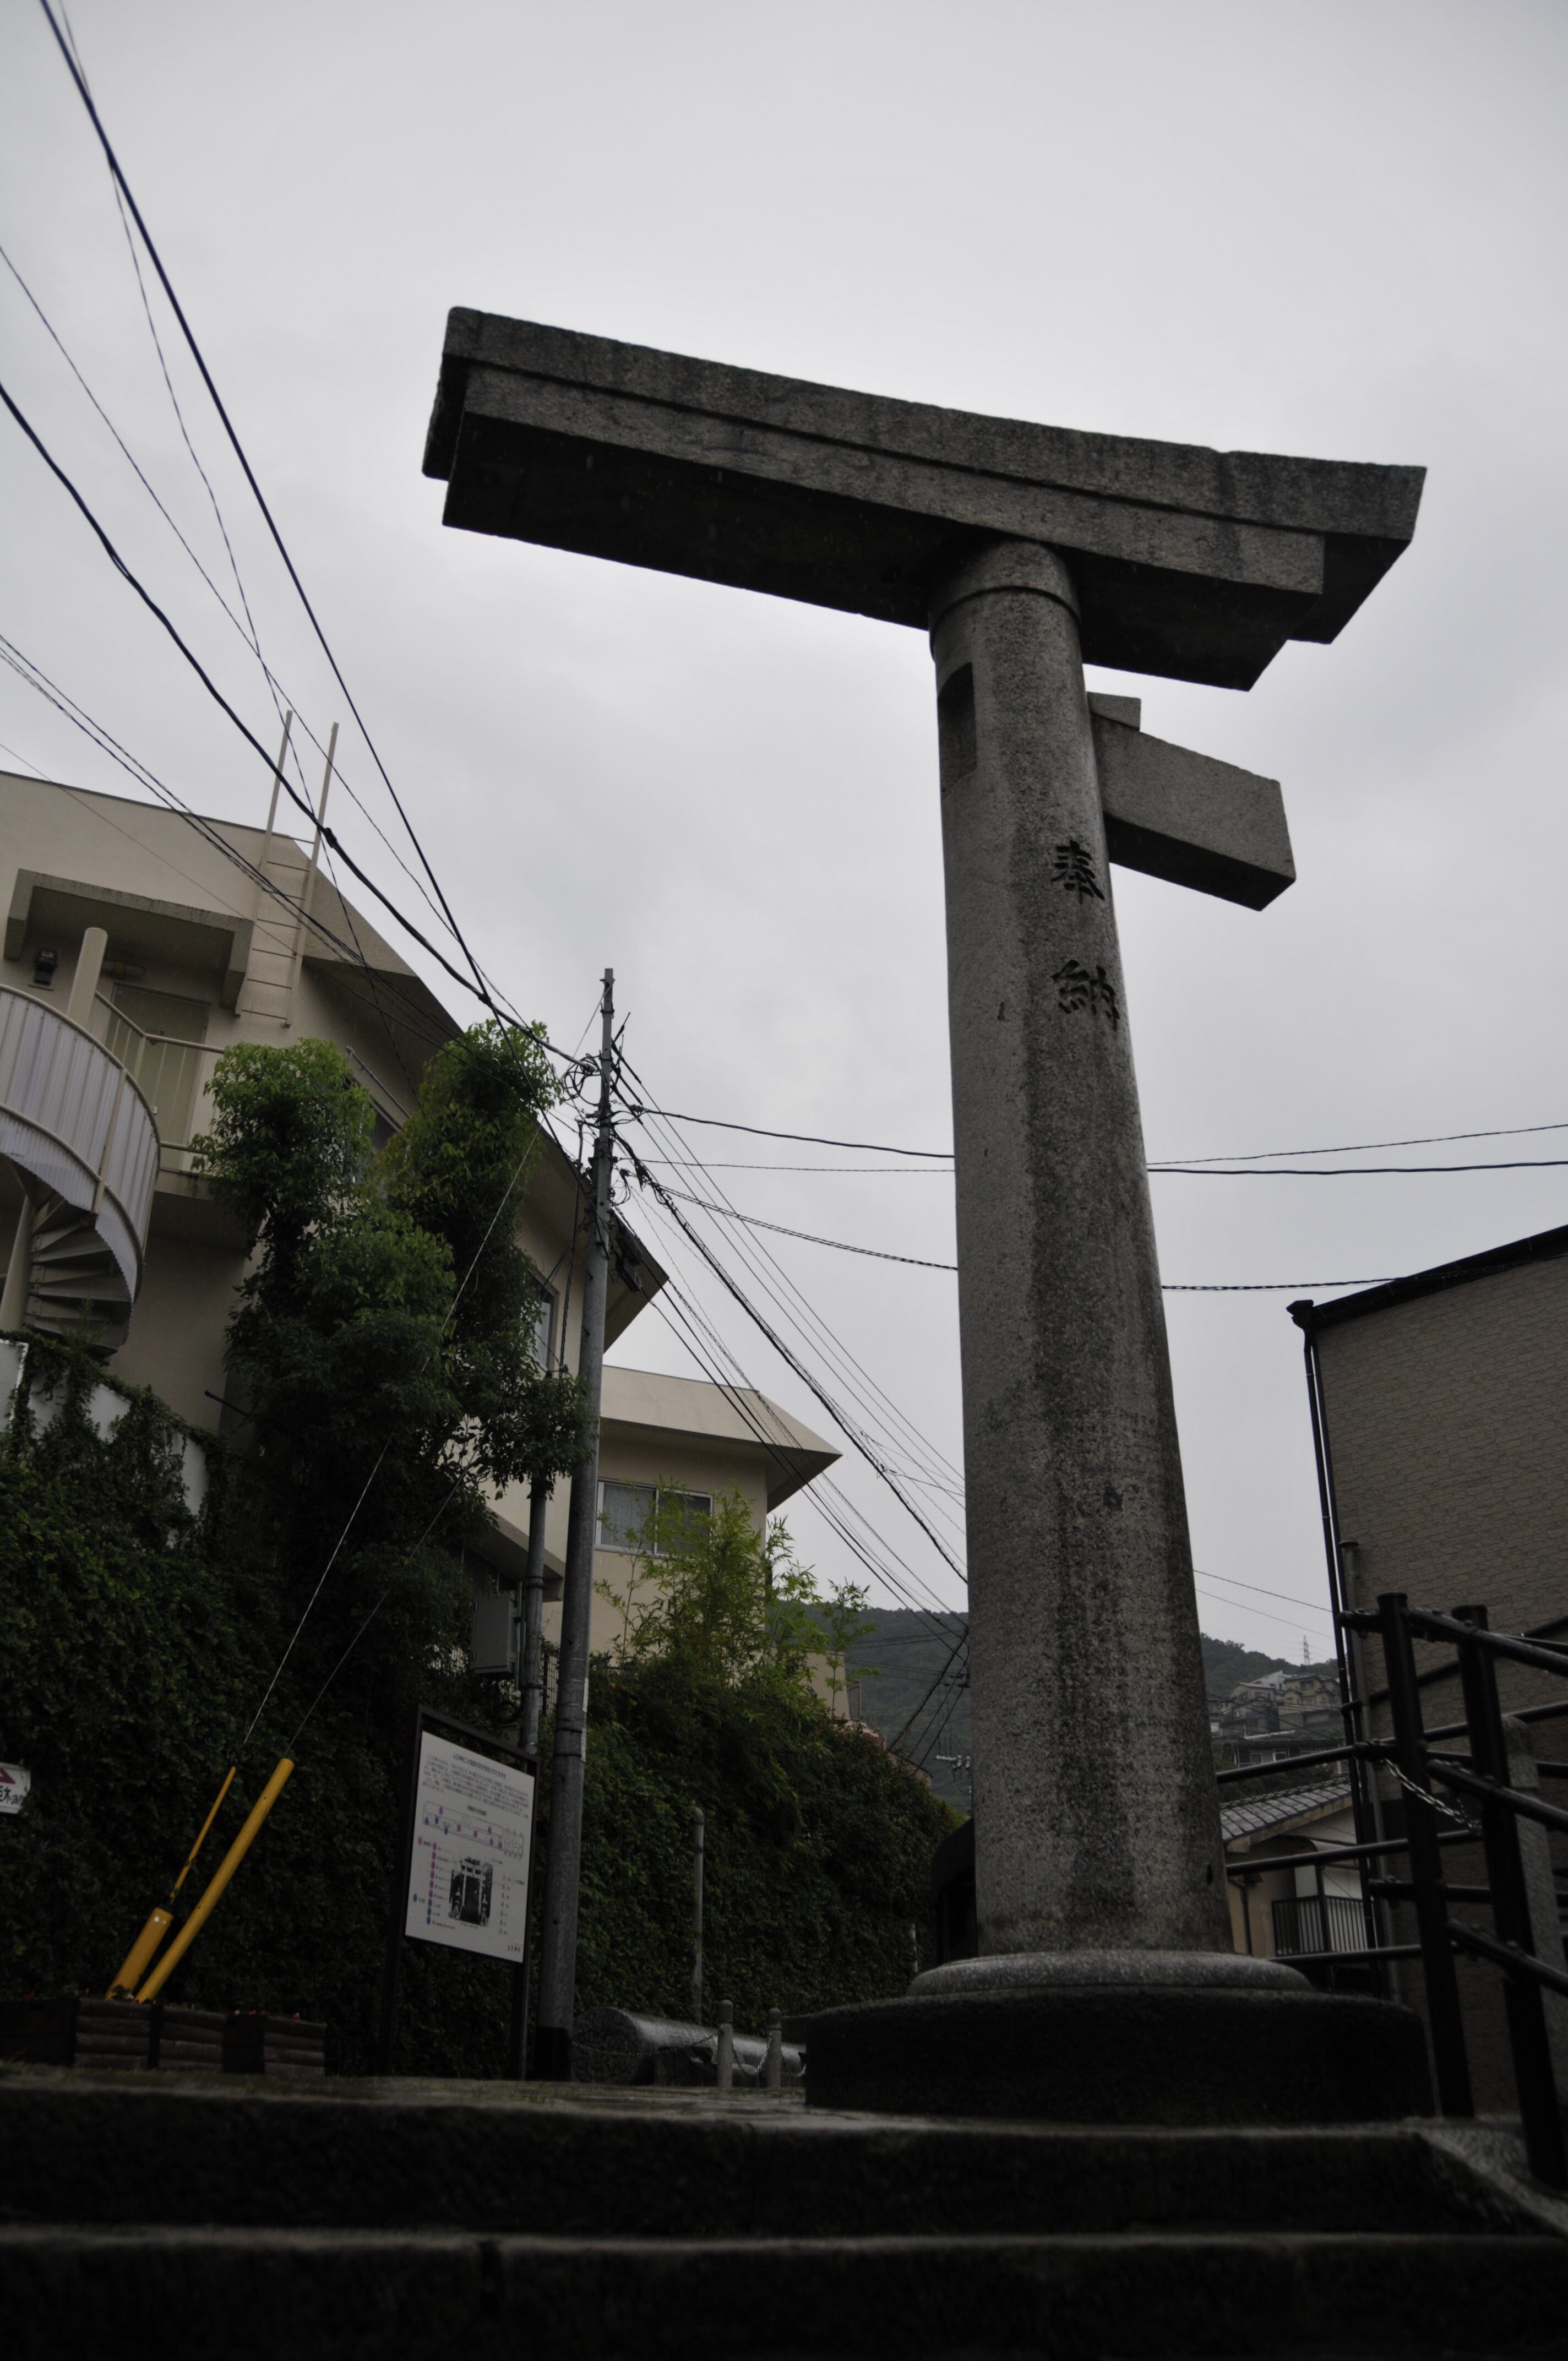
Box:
404;1729;535;1963
379;1706;538;2076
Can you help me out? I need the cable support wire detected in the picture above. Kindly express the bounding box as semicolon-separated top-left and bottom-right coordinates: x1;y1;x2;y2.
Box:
617;1064;965;1501
0;375;516;1019
640;1177;1393;1292
17;18;590;1089
636;1271;963;1649
36;0;496;1014
630;1100;1568;1177
630;1218;961;1620
619;1117;968;1522
0;633;457;1060
623;1147;968;1584
623;1152;968;1558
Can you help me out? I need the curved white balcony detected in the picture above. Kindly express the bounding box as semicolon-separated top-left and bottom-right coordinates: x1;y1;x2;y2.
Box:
0;984;160;1338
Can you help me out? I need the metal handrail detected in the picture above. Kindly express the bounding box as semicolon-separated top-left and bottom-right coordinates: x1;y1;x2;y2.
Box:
90;991;220;1163
1222;1588;1568;2189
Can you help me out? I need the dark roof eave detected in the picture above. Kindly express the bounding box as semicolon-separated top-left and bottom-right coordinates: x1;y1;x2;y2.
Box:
1289;1221;1568;1336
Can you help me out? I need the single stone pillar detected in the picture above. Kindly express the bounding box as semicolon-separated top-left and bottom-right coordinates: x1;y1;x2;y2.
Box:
929;541;1228;1963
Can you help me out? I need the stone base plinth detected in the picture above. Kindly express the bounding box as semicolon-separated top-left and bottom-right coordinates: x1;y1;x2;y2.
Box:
792;1965;1433;2125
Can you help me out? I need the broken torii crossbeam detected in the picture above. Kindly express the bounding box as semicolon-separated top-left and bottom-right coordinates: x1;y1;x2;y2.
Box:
424;314;1431;2119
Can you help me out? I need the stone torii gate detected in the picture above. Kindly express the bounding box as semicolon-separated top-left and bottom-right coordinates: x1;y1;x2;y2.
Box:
423;315;1429;2115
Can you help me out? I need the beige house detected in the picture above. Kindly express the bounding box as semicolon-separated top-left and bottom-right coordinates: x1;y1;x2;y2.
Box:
1291;1234;1568;2105
0;768;836;1659
1222;1782;1363;1968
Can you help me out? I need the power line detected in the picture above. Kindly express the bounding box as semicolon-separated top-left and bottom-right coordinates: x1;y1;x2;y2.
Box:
1161;1119;1568;1165
0;374;510;1020
636;1264;962;1642
1193;1566;1335;1616
0;237;483;960
633;1179;1395;1292
633;1101;1568;1181
619;1064;966;1507
651;1177;960;1269
1154;1160;1568;1177
37;0;497;1018
0;634;452;1057
630;1106;954;1158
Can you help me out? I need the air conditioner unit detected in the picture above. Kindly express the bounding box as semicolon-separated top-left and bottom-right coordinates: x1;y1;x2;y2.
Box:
470;1588;519;1677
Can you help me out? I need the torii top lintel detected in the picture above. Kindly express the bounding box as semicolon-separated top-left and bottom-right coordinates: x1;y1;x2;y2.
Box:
424;310;1424;691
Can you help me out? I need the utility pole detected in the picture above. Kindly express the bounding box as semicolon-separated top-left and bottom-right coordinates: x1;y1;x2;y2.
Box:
533;968;615;2079
518;1470;551;1759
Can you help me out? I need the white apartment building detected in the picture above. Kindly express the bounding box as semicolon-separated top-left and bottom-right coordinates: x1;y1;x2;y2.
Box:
0;768;836;1657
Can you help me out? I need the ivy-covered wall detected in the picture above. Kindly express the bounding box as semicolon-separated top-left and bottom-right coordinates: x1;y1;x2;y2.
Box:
0;1339;953;2072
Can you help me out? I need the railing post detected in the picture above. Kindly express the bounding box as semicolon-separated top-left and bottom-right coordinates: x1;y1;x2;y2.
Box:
1378;1592;1473;2117
1452;1604;1566;2186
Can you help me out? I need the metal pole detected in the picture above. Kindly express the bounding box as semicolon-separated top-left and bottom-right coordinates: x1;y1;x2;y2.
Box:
533;969;615;2079
1377;1593;1473;2117
378;1700;424;2074
691;1804;705;2023
284;722;337;1026
1294;1310;1396;1986
519;1471;551;1758
1452;1604;1566;2185
257;710;292;877
716;1999;734;2092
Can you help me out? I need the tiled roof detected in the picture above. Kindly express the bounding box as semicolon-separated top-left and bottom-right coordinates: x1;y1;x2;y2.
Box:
1221;1781;1352;1844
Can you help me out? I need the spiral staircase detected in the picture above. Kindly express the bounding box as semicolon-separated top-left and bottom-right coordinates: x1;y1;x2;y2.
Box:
0;940;160;1351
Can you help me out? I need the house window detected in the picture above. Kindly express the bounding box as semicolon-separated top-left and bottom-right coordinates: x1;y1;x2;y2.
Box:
597;1481;712;1555
531;1290;556;1370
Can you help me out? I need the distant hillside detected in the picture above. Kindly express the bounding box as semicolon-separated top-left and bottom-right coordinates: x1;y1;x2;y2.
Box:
852;1610;970;1810
1200;1634;1338;1703
853;1613;1337;1812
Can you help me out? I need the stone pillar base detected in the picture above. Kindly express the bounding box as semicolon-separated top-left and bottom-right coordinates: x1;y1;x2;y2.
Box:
791;1962;1433;2125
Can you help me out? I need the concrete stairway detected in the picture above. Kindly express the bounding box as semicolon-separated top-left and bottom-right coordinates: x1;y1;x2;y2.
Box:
2;2071;1567;2358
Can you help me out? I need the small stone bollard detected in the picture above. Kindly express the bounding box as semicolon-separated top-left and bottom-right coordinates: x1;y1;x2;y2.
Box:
764;2007;783;2091
715;1999;735;2092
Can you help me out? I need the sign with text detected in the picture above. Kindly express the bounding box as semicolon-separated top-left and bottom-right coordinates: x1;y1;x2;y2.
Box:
403;1731;535;1963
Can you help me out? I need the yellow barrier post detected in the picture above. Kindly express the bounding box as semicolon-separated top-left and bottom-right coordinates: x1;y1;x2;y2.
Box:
107;1909;174;1999
135;1760;294;2004
106;1764;238;1997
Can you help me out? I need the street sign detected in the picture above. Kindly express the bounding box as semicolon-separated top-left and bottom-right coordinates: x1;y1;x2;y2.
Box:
0;1762;30;1815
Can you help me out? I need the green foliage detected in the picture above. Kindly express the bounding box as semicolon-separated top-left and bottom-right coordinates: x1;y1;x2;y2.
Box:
596;1489;821;1693
0;1353;955;2059
1;1026;954;2065
572;1663;956;2026
0;1337;520;2069
813;1581;880;1718
188;1028;589;1739
576;1496;954;2021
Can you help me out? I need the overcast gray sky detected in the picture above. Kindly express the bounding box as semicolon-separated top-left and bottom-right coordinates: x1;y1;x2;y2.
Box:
3;0;1565;1662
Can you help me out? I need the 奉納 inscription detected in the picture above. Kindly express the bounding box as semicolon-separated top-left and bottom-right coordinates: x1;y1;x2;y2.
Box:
1050;839;1104;901
1053;961;1120;1027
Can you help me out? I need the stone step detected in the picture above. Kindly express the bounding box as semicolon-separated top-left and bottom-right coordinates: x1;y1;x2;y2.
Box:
3;2223;1567;2361
0;2074;1536;2240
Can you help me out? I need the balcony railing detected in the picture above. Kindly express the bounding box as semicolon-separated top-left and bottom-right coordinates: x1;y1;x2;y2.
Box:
0;984;159;1308
89;994;219;1175
1272;1892;1365;1957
